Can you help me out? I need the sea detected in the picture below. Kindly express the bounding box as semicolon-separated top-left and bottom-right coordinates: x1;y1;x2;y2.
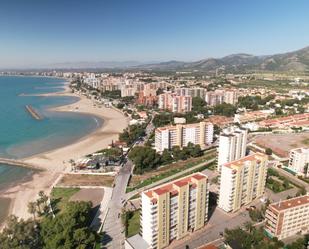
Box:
0;76;102;223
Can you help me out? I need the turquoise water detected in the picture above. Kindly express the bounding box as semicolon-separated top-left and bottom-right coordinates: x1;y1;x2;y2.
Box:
0;76;101;159
0;76;101;191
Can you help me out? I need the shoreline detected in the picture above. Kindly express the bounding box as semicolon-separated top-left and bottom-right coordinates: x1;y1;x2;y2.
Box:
0;80;129;222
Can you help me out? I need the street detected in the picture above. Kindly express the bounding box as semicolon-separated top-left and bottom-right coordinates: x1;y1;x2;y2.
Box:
101;160;133;248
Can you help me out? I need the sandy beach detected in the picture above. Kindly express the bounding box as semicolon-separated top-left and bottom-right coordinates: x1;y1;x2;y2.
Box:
0;84;128;221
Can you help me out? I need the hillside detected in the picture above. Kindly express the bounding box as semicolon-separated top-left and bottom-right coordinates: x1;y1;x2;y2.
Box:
138;46;309;72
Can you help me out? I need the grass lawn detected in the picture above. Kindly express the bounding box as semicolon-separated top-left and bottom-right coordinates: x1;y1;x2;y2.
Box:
123;210;140;237
266;178;293;193
266;169;295;193
51;187;80;212
126;151;216;193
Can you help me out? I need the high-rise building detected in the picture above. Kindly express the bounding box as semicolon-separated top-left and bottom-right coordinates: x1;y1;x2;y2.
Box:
205;89;238;106
217;127;248;172
265;195;309;240
223;89;238;105
158;93;192;113
205;90;224;106
175;87;207;99
155;121;214;152
218;153;268;212
288;147;309;177
141;173;209;249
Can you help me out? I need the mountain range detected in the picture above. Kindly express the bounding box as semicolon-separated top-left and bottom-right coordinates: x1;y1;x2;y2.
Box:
136;46;309;72
39;46;309;73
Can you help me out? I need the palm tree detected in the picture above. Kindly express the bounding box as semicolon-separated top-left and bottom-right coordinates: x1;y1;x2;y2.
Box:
39;191;48;205
27;201;37;220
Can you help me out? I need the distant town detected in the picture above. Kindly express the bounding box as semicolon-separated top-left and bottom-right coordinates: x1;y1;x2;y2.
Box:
1;69;308;249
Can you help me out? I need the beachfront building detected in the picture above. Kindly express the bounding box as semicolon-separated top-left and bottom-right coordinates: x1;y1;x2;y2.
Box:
288;147;309;177
217;126;248;172
265;195;309;240
158;93;192;113
218;153;268;212
155;121;214;152
84;73;100;88
141;173;209;249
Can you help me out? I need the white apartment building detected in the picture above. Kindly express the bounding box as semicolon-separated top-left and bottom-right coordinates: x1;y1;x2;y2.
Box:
84;73;100;88
265;195;309;240
217;127;248;172
288;147;309;177
223;90;238;105
175;88;207;99
155;121;214;152
205;89;238;106
218;153;268;212
141;173;209;249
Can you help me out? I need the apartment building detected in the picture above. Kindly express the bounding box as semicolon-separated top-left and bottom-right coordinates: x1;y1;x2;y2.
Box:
158;93;192;113
288;147;309;177
224;89;238;105
217;127;248;172
234;110;274;124
205;90;224;106
175;87;207;99
141;173;209;249
265;195;309;240
205;89;238;106
218;153;268;212
155;121;214;152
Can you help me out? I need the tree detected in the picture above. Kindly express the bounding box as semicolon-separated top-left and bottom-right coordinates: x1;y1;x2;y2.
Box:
27;202;37;220
192;96;207;113
265;148;273;155
161;149;173;165
244;221;254;233
40;201;96;249
128;146;161;174
296;186;306;196
214;103;236;117
0;215;41;249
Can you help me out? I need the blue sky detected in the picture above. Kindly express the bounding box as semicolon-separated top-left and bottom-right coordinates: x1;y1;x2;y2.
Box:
0;0;309;68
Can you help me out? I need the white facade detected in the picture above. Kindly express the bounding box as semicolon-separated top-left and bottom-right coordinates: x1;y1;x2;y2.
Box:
155;122;214;152
288;147;309;177
218;153;268;212
217;127;248;172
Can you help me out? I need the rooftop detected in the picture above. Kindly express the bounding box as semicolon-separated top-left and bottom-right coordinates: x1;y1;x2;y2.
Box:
223;152;267;169
143;172;207;201
270;195;309;212
125;234;149;249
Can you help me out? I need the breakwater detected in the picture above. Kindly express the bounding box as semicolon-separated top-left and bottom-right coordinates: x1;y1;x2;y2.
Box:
25;105;43;120
0;157;43;171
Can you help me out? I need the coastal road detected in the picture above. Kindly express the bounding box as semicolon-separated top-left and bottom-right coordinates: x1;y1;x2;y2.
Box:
101;159;133;249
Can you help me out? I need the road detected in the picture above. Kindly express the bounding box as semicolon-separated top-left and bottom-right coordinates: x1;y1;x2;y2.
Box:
101;159;133;248
169;205;252;249
101;114;155;248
